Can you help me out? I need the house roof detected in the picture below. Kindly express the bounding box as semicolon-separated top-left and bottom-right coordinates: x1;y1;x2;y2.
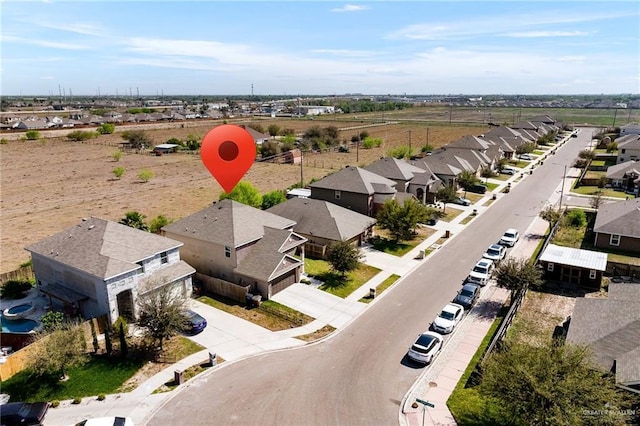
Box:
606;160;639;179
614;134;640;148
593;198;640;238
566;284;640;386
310;166;396;195
363;157;426;181
234;227;305;282
153;144;179;150
539;244;607;271
162;199;296;248
25;217;184;280
138;260;196;294
268;198;376;242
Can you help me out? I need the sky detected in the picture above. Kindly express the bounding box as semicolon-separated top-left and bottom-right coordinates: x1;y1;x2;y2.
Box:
1;1;639;96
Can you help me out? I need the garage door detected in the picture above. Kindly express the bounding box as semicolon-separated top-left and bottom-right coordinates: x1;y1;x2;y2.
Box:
270;270;297;295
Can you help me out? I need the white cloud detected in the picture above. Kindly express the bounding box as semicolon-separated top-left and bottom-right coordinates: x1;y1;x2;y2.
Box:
505;31;590;38
330;4;369;13
311;49;378;58
1;35;89;50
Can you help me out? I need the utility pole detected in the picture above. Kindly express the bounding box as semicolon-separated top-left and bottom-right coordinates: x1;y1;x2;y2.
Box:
408;130;412;157
299;151;304;187
559;164;567;210
612;109;618;127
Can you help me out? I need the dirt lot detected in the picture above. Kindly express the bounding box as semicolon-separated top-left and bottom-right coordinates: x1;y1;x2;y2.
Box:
0;118;484;273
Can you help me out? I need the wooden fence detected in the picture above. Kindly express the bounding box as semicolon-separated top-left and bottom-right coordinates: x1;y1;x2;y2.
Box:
195;273;250;303
0;265;34;285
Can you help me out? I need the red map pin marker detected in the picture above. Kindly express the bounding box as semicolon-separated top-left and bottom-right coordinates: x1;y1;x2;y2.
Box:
200;125;256;193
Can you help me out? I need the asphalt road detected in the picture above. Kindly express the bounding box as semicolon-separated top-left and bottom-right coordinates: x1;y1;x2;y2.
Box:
146;130;595;426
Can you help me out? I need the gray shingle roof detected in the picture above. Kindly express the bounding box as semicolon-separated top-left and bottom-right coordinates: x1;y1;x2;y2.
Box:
593;198;640;238
363;157;425;181
605;160;639;179
310;166;396;194
539;244;607;271
25;217;183;280
234;227;305;282
138;260;196;294
566;283;640;386
162;199;296;248
267;198;376;242
615;134;640;148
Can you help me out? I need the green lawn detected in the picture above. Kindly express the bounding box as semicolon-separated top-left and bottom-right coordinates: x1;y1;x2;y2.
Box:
533;150;545;155
492;173;511;181
484;182;499;191
1;355;145;402
370;226;435;256
305;258;381;298
507;160;529;168
589;160;606;168
571;186;627;198
359;274;400;303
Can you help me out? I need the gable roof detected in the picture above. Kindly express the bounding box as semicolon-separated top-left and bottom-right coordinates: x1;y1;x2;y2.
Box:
566;283;640;386
233;227;305;282
26;217;183;280
363;157;425;181
615;134;640;150
606;160;640;179
593;198;640;238
310;166;396;195
162;199;296;248
267;198;376;242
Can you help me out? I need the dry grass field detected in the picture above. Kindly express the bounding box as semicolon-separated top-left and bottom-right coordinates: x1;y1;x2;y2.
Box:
0;117;485;273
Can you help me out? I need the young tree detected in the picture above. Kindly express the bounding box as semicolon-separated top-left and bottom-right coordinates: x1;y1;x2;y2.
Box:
261;190;286;210
492;257;543;301
136;285;189;351
590;190;605;210
121;130;152;150
29;322;88;380
138;169;154;182
516;141;537;155
326;241;363;277
481;340;631;426
119;211;148;231
436;184;458;213
97;123;115;134
376;198;431;242
149;215;171;234
219;181;263;208
539;204;562;225
386;145;412;159
184;133;200;150
457;170;479;194
112;167;125;180
267;124;281;137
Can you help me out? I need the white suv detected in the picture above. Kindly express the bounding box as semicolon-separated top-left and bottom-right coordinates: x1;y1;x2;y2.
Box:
499;228;520;247
468;259;494;286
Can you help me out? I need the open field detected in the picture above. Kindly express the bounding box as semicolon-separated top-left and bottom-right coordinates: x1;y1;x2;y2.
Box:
0;117;483;273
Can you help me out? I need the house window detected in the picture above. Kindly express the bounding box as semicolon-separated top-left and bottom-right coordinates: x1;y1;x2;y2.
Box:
589;269;597;279
160;251;168;264
224;246;231;258
547;262;554;272
137;261;145;273
621;149;626;154
335;190;341;200
610;234;620;246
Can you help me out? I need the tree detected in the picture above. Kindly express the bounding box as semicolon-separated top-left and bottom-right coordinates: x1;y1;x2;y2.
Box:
25;130;40;140
119;211;148;231
136;285;189;351
97;123;115;134
112;167;125;179
492;257;543;301
261;190;286;210
267;124;280;137
457;170;480;194
138;169;154;182
481;340;631;426
436;184;458;213
539;204;562;225
387;145;412;159
578;149;596;160
121;130;152;150
149;215;171;234
480;165;496;182
566;209;587;227
326;241;363;277
219;181;262;208
516;141;537;155
590;190;605;210
184;133;200;150
376;198;431;242
67;130;98;141
259;140;280;158
29;322;88;380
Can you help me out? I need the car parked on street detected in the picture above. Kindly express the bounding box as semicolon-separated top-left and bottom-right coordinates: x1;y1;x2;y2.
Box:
453;283;481;309
0;402;49;426
453;196;471;206
183;310;207;335
407;331;443;365
467;259;494;286
499;228;520;247
432;302;465;334
483;244;507;263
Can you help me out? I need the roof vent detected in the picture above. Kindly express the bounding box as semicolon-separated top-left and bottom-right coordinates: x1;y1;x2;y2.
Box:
88;225;95;230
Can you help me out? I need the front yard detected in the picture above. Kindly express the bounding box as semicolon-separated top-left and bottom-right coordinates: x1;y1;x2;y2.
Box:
370;225;436;256
304;258;381;298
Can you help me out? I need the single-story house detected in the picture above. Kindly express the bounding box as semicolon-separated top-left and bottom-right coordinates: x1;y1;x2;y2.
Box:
25;217;195;324
538;244;607;289
267;198;376;259
566;283;640;393
153;144;180;154
162;199;306;300
619;123;640;136
593;198;640;253
605;160;639;194
310;166;397;217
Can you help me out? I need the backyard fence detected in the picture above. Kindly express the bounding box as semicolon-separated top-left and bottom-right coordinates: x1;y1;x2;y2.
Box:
0;265;34;285
195;273;250;303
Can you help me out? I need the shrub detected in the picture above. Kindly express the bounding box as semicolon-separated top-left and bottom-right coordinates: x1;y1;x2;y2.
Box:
72;397;82;404
112;151;123;162
40;311;64;332
565;210;586;228
97;394;106;401
67;130;98;142
0;280;33;299
96;123;115;134
0;138;8;144
25;130;40;140
138;169;154;182
50;400;60;408
112;316;129;336
362;137;382;149
112;167;125;179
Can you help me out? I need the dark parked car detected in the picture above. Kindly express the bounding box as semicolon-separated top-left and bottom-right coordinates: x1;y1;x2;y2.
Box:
469;184;488;194
454;283;481;309
0;402;49;426
183;310;207;335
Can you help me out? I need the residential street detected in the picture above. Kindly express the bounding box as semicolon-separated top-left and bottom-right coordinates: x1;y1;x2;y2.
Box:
142;130;595;426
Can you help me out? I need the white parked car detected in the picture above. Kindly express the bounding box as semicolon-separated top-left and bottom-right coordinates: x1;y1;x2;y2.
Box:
519;154;534;160
499;228;520;247
483;244;507;262
407;331;443;364
432;303;465;334
468;259;494;286
454;196;471;206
